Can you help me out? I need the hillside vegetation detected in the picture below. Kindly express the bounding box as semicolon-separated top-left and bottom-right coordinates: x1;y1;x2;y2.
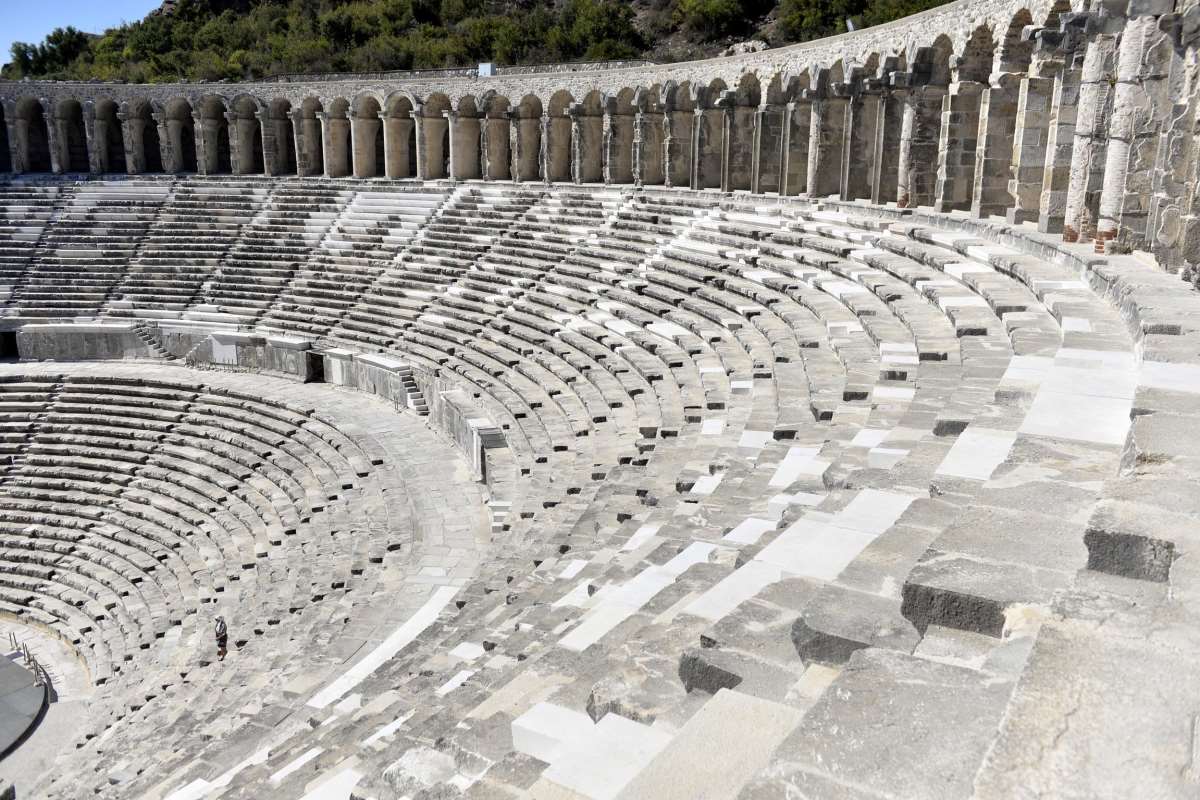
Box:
3;0;950;83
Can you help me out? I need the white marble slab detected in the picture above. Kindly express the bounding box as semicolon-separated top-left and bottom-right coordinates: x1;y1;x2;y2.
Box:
542;711;673;800
307;584;460;709
936;427;1018;480
723;517;777;545
512;702;596;763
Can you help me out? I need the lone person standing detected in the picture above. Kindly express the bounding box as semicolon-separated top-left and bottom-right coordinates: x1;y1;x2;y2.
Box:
215;616;228;661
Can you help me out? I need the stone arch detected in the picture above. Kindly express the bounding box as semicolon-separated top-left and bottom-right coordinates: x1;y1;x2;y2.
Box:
546;90;574;183
126;98;163;173
56;98;90;172
352;94;385;178
607;88;637;184
662;81;694;187
15;98;52;172
94;99;127;173
957;25;996;83
1040;0;1070;28
198;95;232;174
383;93;416;179
481;92;512;181
421;92;452;180
0;103;10;173
230;94;265;175
917;34;955;86
297;97;324;177
449;95;481;180
267;98;297;176
635;85;665;185
326;97;353;178
164;97;197;173
512;94;542;182
996;9;1035;74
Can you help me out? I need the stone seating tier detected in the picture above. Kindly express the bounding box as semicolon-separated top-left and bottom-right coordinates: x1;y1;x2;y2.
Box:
0;177;1193;800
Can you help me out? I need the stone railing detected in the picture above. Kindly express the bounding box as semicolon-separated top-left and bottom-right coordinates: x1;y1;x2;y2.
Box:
2;0;1200;269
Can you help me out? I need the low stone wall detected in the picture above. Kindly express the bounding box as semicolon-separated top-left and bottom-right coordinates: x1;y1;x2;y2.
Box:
16;323;151;361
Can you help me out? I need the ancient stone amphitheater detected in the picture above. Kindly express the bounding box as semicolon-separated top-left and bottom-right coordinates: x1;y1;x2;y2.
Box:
0;0;1198;797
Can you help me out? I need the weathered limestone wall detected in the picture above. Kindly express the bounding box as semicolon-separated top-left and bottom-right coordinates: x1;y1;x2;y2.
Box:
5;0;1200;268
16;323;151;361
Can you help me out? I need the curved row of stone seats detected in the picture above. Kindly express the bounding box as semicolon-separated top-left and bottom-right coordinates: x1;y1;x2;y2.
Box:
7;183;170;318
261;187;451;337
5;362;489;800
0;184;62;306
208;196;1149;799
0;373;415;707
106;181;272;318
1;179;1197;799
186;184;354;325
327;185;544;350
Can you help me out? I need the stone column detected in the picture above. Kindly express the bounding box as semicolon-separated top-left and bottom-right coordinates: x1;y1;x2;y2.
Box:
377;111;393;179
257;110;275;177
602;103;615;184
120;111;143;174
1037;60;1082;232
80;103;101;173
1096;9;1176;251
895;76;946;208
350;114;364;178
1005;69;1056;224
225;111;243;175
479;113;491;180
46;103;67;174
971;72;1022;218
1063;33;1118;242
2;101;22;174
288;110;305;176
661;112;675;187
192;111;210;175
539;113;551;184
443;110;458;181
632;109;645;186
690;108;706;189
569;109;583;184
154;112;177;174
316;111;334;178
934;80;986;212
720;99;735;192
408;105;427;181
508;111;521;183
1146;9;1200;267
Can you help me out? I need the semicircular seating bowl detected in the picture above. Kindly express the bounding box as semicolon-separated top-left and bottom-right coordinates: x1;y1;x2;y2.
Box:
0;367;494;773
2;0;1200;791
0;176;1190;800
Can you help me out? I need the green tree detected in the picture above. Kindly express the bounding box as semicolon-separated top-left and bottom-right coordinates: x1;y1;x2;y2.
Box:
674;0;744;39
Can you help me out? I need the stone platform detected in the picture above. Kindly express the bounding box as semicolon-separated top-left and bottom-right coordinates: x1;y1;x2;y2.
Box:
0;656;45;759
